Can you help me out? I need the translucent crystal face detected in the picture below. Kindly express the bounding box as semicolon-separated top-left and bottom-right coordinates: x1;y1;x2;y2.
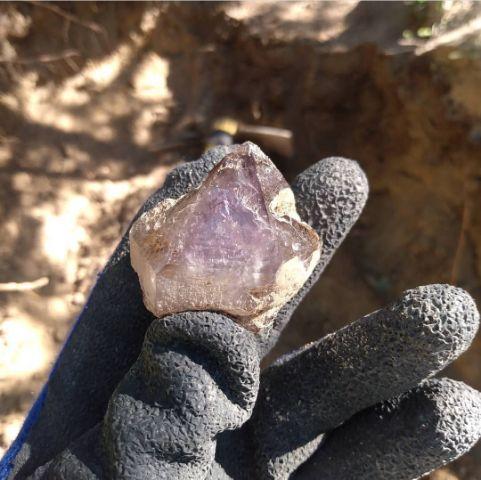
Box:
130;143;321;331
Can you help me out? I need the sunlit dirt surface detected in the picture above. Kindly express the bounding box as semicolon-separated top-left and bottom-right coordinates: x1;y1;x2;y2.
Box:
1;2;481;478
0;2;174;455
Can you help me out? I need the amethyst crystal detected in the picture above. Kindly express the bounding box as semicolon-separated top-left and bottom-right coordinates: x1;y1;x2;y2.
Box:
130;143;321;331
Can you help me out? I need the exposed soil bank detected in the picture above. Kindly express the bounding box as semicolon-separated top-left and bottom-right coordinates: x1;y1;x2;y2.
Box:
1;2;481;478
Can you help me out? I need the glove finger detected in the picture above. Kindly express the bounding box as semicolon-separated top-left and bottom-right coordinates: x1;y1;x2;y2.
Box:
293;378;481;480
260;157;369;355
28;311;260;480
252;284;479;479
8;145;234;479
103;311;260;480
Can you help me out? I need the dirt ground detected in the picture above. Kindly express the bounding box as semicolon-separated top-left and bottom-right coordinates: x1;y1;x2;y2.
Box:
1;2;481;478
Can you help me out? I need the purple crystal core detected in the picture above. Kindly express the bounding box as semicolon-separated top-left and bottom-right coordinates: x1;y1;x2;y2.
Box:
130;143;321;331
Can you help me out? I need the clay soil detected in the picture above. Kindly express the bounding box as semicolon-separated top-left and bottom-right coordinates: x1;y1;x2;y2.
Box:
1;2;481;479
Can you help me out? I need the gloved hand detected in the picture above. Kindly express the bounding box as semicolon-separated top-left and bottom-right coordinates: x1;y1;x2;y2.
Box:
2;144;480;480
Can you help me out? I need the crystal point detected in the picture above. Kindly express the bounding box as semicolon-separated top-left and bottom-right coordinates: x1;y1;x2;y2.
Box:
130;143;321;331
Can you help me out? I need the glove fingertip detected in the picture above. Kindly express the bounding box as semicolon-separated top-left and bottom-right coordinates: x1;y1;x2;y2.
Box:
393;284;479;362
292;156;369;243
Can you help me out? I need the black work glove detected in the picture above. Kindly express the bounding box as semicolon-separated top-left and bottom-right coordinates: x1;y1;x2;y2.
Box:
3;145;480;480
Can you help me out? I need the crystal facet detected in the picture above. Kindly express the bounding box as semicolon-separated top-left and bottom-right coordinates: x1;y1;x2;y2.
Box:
130;142;321;331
